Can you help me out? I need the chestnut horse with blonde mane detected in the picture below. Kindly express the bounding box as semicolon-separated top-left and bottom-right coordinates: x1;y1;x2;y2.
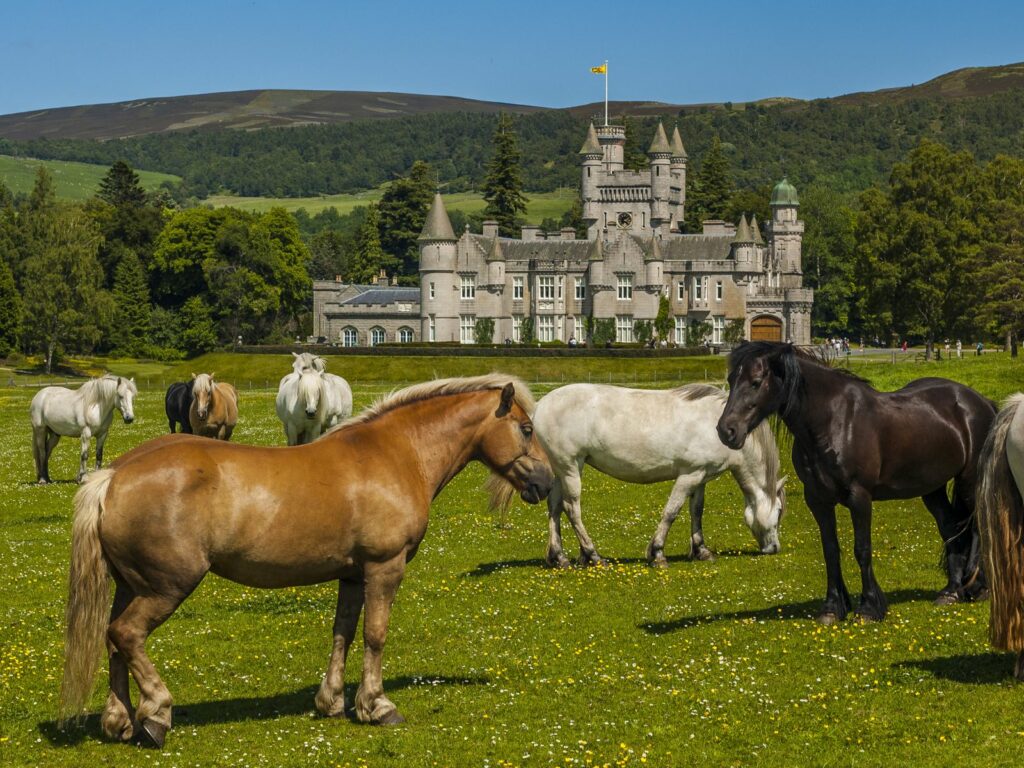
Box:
59;375;552;748
977;393;1024;680
188;373;238;440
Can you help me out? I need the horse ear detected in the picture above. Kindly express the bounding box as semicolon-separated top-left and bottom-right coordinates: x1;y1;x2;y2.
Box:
210;372;216;380
191;372;197;379
497;383;515;416
777;476;788;494
292;352;300;359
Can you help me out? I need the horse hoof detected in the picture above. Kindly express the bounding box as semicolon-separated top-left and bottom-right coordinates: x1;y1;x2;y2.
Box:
851;611;881;624
693;548;715;562
587;556;609;567
547;555;572;569
934;592;959;606
375;709;405;726
649;556;669;569
816;612;839;626
133;720;168;749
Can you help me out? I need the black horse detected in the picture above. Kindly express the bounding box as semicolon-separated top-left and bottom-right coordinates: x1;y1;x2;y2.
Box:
717;341;995;624
164;381;195;434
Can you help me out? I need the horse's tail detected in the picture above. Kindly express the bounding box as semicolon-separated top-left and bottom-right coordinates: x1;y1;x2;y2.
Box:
977;394;1024;652
59;468;115;724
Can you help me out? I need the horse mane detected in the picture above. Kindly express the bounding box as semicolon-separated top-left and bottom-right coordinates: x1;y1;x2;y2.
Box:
671;382;726;403
80;375;120;408
328;374;537;435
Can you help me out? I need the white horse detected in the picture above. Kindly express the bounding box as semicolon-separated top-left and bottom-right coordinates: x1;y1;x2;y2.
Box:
30;375;138;483
532;382;786;567
977;393;1024;681
290;352;352;430
276;366;328;446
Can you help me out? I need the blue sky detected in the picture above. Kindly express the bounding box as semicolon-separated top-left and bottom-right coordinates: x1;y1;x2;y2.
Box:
2;0;1022;115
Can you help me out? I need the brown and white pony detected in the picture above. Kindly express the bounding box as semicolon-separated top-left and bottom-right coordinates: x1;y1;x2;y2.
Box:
977;393;1024;681
59;375;553;748
188;373;238;441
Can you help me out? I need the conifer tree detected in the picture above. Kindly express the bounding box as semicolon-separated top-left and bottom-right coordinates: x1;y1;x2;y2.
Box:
622;117;650;172
0;256;22;357
379;160;434;279
349;204;392;283
482;114;529;237
98;161;148;207
689;136;734;225
28;167;56;213
110;250;152;355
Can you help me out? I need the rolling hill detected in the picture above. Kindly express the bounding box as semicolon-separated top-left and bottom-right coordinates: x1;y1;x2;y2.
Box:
0;154;180;199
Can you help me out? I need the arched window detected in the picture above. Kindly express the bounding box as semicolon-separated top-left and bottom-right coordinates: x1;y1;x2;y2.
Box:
370;327;386;346
398;327;414;343
341;327;358;347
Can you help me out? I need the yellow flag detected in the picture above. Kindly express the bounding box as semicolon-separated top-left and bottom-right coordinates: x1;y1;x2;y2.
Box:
590;64;606;74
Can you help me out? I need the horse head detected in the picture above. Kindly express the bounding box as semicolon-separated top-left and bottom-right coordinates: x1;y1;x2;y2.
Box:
298;369;323;419
746;475;788;554
193;373;215;420
115;376;138;424
480;383;554;508
718;341;798;449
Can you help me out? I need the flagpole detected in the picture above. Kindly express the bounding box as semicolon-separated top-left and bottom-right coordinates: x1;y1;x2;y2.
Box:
604;60;609;126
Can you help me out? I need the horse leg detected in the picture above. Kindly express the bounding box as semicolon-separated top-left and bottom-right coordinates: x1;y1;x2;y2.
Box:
922;487;973;604
559;465;605;566
646;474;697;567
108;592;187;748
32;426;50;483
315;578;364;717
77;427;92;483
354;554;407;725
953;477;988;601
1016;652;1024;682
101;579;136;742
95;428;109;470
688;484;714;561
545;483;572;568
807;492;851;624
847;489;887;622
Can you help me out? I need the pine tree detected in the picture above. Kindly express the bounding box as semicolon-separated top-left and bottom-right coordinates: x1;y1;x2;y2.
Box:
178;296;218;356
622;117;649;172
28;167;56;213
482;114;529;237
689;136;734;225
349;204;391;283
378;160;434;279
0;256;22;357
98;161;148;207
110;251;152;355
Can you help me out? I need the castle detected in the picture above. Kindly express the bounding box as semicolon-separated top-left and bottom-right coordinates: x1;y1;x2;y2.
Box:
313;122;813;346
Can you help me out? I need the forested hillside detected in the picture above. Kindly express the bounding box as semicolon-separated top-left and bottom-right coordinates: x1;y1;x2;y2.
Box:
3;88;1024;199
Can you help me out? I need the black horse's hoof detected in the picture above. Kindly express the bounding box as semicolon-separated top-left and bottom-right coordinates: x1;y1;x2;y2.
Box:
851;611;882;624
133;720;168;749
692;548;715;562
816;612;840;626
934;592;959;606
375;709;405;726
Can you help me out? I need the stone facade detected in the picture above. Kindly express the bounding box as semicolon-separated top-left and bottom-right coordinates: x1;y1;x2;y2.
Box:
313;122;813;346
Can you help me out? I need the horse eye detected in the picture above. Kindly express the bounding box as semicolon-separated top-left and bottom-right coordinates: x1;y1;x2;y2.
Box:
752;379;763;389
520;423;533;438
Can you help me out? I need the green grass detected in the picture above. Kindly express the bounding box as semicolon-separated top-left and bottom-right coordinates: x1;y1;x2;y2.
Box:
0;156;181;201
203;189;577;224
1;353;1023;766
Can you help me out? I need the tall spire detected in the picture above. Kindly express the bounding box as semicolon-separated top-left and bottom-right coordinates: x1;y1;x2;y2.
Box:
749;214;764;245
579;122;602;155
670;126;687;159
647;122;671;155
418;192;456;242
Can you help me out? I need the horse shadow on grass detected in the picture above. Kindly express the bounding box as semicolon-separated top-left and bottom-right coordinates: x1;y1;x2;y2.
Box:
639;587;936;635
464;549;759;578
896;652;1018;684
39;674;489;746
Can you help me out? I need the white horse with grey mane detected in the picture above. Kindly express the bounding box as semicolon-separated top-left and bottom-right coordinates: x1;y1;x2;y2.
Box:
30;375;137;483
532;382;786;567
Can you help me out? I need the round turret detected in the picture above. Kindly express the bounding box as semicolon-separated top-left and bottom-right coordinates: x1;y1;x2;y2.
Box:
770;178;799;207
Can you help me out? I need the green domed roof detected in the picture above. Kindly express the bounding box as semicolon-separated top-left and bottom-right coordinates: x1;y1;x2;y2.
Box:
770;178;799;206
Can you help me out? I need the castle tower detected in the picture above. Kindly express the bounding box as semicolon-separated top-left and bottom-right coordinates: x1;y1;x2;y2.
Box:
768;179;804;288
595;124;626;172
670;126;688;230
644;233;664;288
418;192;459;342
579;123;603;237
647;122;672;235
732;214;755;267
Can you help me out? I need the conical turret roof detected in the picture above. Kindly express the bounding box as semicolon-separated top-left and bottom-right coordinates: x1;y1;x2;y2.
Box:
647;122;672;155
418;192;456;242
749;214;764;245
732;215;753;244
485;235;505;262
670;126;687;159
644;235;663;262
578;123;602;155
587;236;604;261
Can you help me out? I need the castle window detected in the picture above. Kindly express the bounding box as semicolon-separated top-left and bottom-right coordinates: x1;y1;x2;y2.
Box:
712;316;725;345
677;281;685;301
616;315;633;343
693;276;707;301
341;327;358;347
460;314;476;344
575;276;586;301
370;327;386;346
461;275;475;300
617;275;633;301
512;314;522;342
538;276;555;300
674;317;686;345
429;282;435;300
428;315;436;342
537;315;555;342
574;316;585;341
716;280;723;301
513;276;524;300
398;327;414;343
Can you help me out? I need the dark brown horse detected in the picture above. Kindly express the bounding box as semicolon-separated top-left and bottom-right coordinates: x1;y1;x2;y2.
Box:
60;375;553;748
717;342;995;624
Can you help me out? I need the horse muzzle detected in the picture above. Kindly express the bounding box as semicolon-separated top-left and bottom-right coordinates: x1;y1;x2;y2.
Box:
518;464;553;504
305;409;317;419
123;415;134;424
716;419;746;450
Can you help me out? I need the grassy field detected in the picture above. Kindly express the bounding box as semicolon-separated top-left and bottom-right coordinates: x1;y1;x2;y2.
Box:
0;156;180;200
1;353;1023;767
203;189;577;224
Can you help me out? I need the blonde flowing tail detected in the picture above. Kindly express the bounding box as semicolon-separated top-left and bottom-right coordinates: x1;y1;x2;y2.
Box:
59;468;115;724
977;395;1024;652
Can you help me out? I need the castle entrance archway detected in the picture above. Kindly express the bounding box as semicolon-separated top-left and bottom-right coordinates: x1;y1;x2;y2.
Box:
750;315;783;342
